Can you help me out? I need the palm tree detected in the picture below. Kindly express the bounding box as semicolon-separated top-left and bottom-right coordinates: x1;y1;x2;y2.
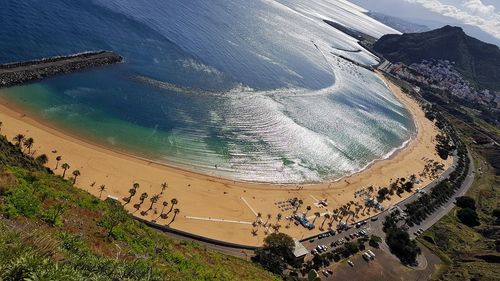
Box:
265;213;272;225
99;184;106;198
167;198;178;215
160;182;168;195
61;163;70;178
296;199;303;211
251;228;258;236
276;213;282;223
159;201;169;219
305;205;312;215
23;137;34;154
168;208;180;226
72;170;80;185
147;194;160;212
133;182;140;190
36;154;48;165
13;134;25;147
312;212;320;224
139;192;148;204
55;156;62;170
123;188;137;205
321;214;330;230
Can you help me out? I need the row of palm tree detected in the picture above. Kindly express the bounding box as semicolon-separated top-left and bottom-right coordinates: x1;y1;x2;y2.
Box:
124;182;180;226
11;133;81;184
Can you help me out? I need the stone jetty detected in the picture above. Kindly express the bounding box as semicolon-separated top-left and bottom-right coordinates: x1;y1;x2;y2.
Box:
0;51;123;87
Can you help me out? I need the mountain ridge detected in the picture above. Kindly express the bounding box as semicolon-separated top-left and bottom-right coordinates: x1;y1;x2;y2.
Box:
373;25;500;91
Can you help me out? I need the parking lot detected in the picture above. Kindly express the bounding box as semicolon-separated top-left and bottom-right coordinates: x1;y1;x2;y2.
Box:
301;220;374;255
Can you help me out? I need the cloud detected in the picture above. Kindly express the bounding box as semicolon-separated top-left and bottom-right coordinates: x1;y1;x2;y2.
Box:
403;0;500;39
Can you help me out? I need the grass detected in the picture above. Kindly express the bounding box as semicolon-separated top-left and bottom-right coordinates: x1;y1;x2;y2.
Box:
417;114;500;281
0;134;278;281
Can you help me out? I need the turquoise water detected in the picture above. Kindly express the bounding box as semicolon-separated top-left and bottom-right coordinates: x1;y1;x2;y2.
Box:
0;0;414;183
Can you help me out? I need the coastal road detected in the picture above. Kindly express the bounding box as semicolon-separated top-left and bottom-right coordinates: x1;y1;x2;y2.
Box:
408;151;475;238
302;150;474;255
151;150;473;261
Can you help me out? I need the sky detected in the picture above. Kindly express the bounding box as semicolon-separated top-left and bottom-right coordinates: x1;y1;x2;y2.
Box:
350;0;500;46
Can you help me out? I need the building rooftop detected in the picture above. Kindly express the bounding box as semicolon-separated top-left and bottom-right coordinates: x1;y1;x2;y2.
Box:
293;240;309;258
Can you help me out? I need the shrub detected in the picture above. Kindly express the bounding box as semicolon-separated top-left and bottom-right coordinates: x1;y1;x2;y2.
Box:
457;208;480;227
455;196;476;209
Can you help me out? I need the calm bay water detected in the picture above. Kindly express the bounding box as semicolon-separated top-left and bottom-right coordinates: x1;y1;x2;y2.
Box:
0;0;414;183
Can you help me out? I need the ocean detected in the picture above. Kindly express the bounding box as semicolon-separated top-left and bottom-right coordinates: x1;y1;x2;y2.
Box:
0;0;415;183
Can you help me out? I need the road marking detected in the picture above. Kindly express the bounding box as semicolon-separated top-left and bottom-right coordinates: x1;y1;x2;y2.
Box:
241;197;258;216
310;194;319;202
185;216;252;225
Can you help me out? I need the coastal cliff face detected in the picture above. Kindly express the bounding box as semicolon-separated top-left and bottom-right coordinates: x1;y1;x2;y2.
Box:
0;51;122;87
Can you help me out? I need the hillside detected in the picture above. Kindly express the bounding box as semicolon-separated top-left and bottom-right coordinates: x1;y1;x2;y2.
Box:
0;132;277;280
373;25;500;91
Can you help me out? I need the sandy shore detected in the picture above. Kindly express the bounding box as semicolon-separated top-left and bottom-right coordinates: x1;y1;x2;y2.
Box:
0;74;452;246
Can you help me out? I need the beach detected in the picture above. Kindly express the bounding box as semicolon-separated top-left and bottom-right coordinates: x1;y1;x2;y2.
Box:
0;74;452;246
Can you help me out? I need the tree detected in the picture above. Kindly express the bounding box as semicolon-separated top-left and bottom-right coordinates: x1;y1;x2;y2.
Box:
160;182;168;195
36;154;49;166
123;187;137;204
99;184;106;198
13;134;25;147
159;201;168;219
305;205;312;215
72;170;80;185
23;137;34;154
97;199;129;239
265;213;272;225
378;187;389;201
43;202;66;226
147;194;160;212
61;163;70;178
139;192;148;204
386;228;421;265
455;196;476;210
276;213;282;223
369;235;382;248
168;198;178;214
262;232;295;260
321;214;330;230
457;208;480;227
55;156;62;170
313;212;320;224
168;208;180;225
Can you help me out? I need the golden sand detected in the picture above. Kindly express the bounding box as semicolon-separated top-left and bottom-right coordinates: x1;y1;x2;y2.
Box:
0;74;452;246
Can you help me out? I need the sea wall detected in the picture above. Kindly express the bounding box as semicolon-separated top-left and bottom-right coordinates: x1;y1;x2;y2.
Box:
0;51;123;87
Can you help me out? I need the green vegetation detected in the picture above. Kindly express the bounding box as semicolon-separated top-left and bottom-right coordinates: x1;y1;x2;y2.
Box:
0;133;278;280
383;59;499;280
383;212;421;265
369;235;382;249
253;233;295;276
415;107;499;280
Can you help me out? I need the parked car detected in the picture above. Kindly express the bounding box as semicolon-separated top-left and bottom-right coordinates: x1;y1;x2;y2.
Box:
348;260;354;267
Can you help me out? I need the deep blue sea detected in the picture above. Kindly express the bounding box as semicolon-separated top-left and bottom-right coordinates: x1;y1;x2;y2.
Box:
0;0;415;183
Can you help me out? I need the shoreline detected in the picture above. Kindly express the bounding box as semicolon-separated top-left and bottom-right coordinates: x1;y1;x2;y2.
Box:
0;87;417;188
0;73;452;246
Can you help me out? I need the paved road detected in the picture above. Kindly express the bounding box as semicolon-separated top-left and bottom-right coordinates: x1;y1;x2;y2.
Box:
408;151;475;238
152;150;473;261
303;150;474;255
